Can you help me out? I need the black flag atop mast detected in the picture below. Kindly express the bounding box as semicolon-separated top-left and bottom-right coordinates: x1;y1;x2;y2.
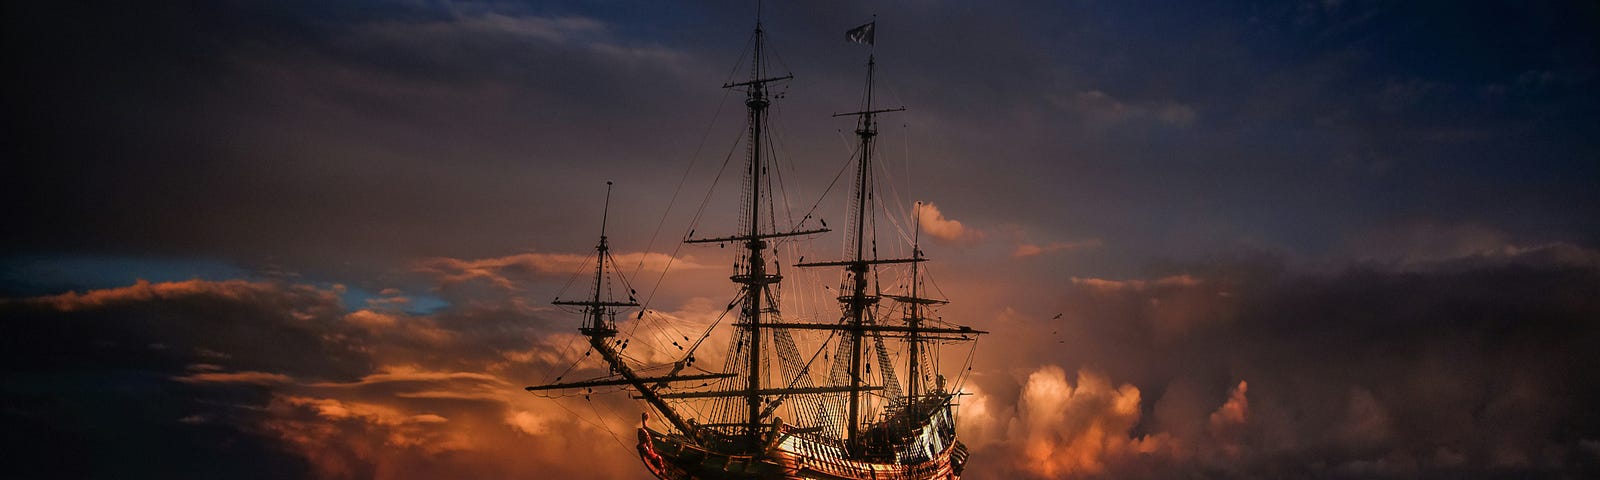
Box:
846;22;875;45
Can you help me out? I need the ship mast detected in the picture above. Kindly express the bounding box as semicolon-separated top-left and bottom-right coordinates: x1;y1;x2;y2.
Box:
883;203;954;403
683;18;820;447
741;21;772;445
797;25;912;452
845;52;884;452
907;203;923;399
526;182;733;440
527;15;993;475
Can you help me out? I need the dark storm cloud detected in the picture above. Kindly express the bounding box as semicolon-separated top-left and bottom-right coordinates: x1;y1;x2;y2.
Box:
4;0;1599;479
5;0;1596;283
862;0;1600;271
961;246;1600;478
0;279;368;379
0;279;349;479
2;0;731;281
11;246;1587;479
0;277;655;479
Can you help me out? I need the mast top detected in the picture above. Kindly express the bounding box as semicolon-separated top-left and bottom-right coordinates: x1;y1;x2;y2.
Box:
600;180;613;240
552;181;636;332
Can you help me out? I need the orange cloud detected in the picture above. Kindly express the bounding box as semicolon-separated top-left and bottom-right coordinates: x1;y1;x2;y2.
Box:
1013;239;1103;258
1069;274;1200;292
174;370;295;385
252;371;645;479
1206;380;1250;462
1208;380;1248;432
959;366;1262;478
10;278;336;312
340;309;455;346
367;296;411;306
917;202;982;245
281;395;450;426
309;366;510;389
1338;387;1392;447
413;251;711;290
1065;274;1233;343
345;309;401;328
1010;367;1171;478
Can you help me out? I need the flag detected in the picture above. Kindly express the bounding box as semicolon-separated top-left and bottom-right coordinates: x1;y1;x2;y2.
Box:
846;22;874;45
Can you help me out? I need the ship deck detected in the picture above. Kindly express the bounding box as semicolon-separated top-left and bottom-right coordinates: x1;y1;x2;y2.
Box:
637;426;967;480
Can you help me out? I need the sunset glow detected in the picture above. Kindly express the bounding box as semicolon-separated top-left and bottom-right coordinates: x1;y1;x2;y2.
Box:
5;1;1599;479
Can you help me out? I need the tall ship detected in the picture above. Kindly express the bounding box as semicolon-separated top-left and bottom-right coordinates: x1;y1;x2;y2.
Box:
526;15;985;480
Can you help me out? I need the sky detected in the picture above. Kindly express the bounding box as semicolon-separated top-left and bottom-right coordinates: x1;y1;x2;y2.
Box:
3;0;1599;478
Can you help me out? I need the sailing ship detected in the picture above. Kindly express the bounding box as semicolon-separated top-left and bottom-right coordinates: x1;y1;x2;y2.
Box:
526;16;985;480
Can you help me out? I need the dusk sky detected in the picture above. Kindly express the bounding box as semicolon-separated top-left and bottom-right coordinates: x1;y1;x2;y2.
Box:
4;1;1599;479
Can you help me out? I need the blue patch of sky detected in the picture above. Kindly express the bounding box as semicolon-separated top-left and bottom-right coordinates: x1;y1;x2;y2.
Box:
0;255;251;296
0;254;450;314
338;285;451;315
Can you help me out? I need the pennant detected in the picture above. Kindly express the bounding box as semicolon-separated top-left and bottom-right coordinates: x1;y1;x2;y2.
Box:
846;22;875;45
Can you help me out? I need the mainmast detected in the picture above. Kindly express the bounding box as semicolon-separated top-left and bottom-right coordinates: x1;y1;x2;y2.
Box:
683;19;813;447
527;15;991;477
741;21;771;446
680;14;844;452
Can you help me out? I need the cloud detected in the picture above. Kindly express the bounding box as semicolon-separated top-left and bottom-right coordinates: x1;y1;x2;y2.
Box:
1337;221;1600;270
8;244;1600;479
1206;381;1249;460
352;11;685;70
1;277;657;479
1207;380;1248;431
917;202;983;245
961;366;1260;479
174;370;295;385
413;251;710;290
1009;367;1164;478
250;368;644;480
345;309;401;328
9;278;333;313
1336;386;1392;447
961;248;1600;478
1014;239;1103;258
4;0;1598;478
1062;274;1232;343
278;395;450;427
307;366;509;389
1051;90;1197;128
367;295;411;306
1069;274;1201;292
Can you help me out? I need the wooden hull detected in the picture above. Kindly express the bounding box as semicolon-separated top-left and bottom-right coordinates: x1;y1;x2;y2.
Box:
637;428;968;480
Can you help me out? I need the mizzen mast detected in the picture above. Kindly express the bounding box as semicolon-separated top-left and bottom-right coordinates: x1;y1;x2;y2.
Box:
795;21;916;454
839;50;907;453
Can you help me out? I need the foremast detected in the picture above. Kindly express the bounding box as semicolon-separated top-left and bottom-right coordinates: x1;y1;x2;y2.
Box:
525;182;730;440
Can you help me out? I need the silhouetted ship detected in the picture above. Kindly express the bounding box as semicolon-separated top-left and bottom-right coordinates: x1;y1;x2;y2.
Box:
526;16;985;480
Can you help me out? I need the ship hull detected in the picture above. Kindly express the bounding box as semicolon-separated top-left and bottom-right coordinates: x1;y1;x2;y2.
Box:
637;428;967;480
